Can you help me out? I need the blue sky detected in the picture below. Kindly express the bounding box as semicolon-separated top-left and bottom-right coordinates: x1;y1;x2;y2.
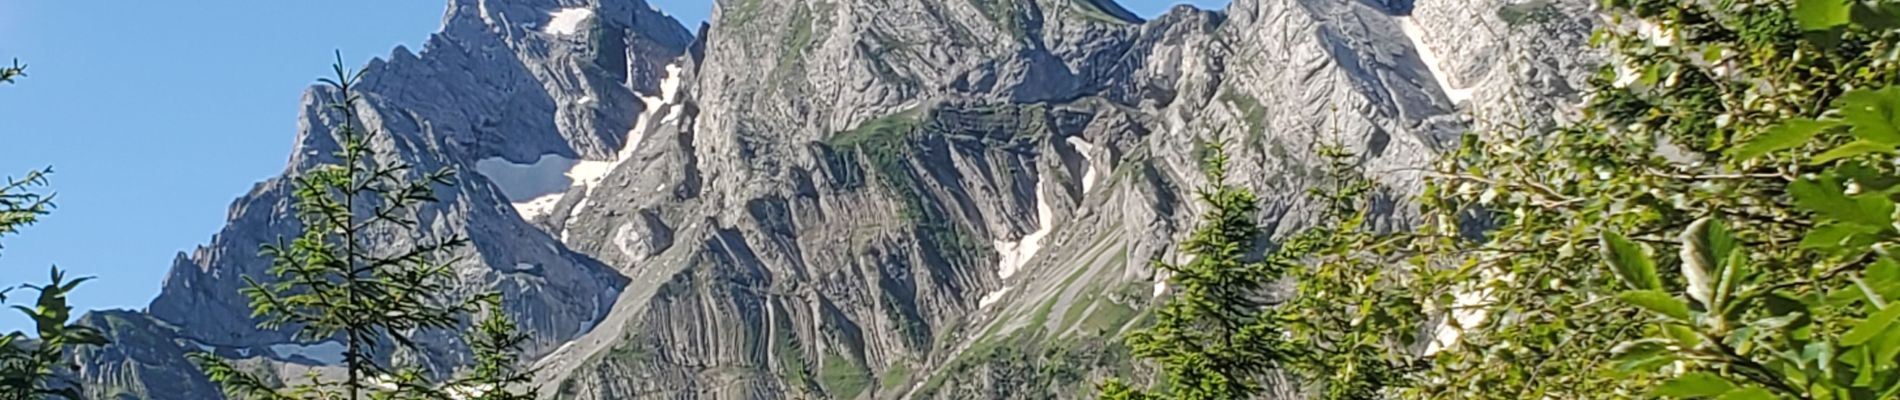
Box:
0;0;1228;331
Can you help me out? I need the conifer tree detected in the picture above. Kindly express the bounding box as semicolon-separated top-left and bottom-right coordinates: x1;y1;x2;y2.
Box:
1100;143;1289;400
450;308;535;400
190;54;482;399
0;168;51;250
0;63;109;400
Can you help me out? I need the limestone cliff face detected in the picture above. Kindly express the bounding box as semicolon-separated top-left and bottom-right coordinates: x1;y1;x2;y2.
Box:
70;0;1598;398
908;0;1600;396
74;0;689;397
537;0;1600;397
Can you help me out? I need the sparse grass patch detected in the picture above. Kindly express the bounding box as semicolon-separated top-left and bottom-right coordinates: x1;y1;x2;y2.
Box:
1497;0;1557;27
969;0;1024;40
774;323;810;387
776;2;817;73
879;361;914;391
1079;300;1136;335
1069;0;1133;25
720;0;767;27
821;352;871;399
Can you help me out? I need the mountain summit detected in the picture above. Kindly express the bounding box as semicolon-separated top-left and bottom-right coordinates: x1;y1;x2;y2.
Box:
69;0;1596;398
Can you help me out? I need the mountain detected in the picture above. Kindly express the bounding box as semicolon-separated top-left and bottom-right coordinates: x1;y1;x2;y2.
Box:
66;0;1598;398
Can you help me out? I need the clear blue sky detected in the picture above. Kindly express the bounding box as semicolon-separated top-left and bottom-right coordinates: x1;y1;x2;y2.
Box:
0;0;1227;332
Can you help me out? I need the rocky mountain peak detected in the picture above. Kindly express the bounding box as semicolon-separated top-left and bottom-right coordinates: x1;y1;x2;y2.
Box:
121;0;698;395
75;0;1603;398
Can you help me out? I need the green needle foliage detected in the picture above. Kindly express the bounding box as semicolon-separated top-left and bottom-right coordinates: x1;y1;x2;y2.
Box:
450;308;535;400
0;168;53;253
1269;145;1424;400
189;53;483;399
0;63;109;400
1100;143;1290;400
0;60;23;85
1102;144;1425;400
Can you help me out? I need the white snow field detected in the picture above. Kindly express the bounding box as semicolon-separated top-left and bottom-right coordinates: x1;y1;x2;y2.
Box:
544;8;594;35
1396;16;1475;103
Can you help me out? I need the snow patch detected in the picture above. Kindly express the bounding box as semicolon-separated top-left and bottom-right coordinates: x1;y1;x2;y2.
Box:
655;63;689;124
514;193;564;219
587;63;683;197
544;8;594;35
474;154;585;217
622;65;680;156
659;64;686;103
1066;137;1101;193
992;176;1054;280
269;341;346;365
566;160;617;190
1396;17;1474;103
560;63;685;241
980;287;1013;308
371;374;491;399
445;384;495;400
477;0;495;25
475;154;581;200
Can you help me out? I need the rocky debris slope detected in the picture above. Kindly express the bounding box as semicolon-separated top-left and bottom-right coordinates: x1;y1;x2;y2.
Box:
70;0;690;397
533;0;1599;398
65;0;1599;398
911;0;1599;396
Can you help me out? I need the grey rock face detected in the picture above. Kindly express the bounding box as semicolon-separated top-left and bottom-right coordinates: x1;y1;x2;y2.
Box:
68;311;224;400
538;0;1601;398
71;0;1600;398
913;0;1601;396
76;0;691;397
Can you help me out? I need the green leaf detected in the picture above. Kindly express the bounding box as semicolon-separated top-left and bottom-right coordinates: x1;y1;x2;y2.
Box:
1844;304;1900;346
1603;231;1663;291
1611;339;1678;375
1867;258;1900;301
1806;341;1837;379
1855;345;1879;386
1730;118;1837;160
1853;2;1900;30
1873;322;1900;370
1621;290;1694;321
1721;247;1749;294
1801;223;1874;249
1791;177;1892;228
1811;140;1896;164
1839;87;1900;145
1652;372;1738;397
1794;0;1852;31
1716;387;1776;400
1680;218;1727;308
